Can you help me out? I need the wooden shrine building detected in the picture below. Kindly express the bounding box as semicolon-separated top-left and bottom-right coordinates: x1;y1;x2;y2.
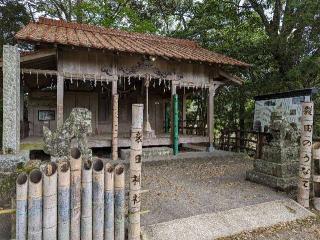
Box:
1;17;249;158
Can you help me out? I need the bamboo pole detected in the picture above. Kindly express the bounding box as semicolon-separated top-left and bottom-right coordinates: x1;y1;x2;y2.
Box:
129;104;143;240
112;94;119;160
70;147;82;240
16;173;28;240
114;164;125;240
57;160;70;240
298;102;314;208
104;163;114;240
42;162;58;240
93;159;104;240
81;159;93;239
28;169;43;240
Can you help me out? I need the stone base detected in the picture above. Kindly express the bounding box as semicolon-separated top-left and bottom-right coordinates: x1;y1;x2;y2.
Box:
262;145;299;163
246;170;298;191
144;130;156;139
120;147;173;160
253;159;299;178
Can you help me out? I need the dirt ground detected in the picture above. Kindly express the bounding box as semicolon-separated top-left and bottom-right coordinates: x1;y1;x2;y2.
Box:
2;150;320;239
138;151;320;239
139;152;288;225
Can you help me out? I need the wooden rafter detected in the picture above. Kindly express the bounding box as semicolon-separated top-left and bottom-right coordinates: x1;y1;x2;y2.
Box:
218;70;244;85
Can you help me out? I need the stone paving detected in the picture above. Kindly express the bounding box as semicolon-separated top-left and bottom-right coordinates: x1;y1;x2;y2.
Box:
144;199;314;240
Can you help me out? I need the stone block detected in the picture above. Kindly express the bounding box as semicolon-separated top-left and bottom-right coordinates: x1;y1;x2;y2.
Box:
246;170;298;191
262;145;299;163
120;147;173;160
253;159;299;178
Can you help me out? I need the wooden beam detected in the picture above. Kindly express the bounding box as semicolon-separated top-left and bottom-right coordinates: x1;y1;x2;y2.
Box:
0;49;56;68
21;68;58;76
21;49;56;62
218;70;244;85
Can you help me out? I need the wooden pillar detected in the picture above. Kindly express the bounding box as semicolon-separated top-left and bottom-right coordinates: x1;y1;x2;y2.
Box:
112;80;119;160
182;94;187;135
207;86;215;152
164;102;170;134
57;74;64;128
143;79;152;133
173;95;179;155
57;49;64;128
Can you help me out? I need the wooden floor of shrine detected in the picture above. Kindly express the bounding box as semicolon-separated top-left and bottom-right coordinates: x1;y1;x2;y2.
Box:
20;134;209;151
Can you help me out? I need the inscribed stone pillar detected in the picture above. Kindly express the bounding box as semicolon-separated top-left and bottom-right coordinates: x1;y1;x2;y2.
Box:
298;102;314;208
2;45;20;153
207;86;215;152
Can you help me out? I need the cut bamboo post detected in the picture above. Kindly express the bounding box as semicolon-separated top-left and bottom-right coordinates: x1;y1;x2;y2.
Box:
129;104;143;240
114;164;125;240
42;162;58;240
16;173;28;240
112;94;119;160
298;101;314;208
104;163;114;240
93;159;104;240
28;169;43;240
57;160;70;240
70;147;82;240
81;159;92;239
313;142;320;210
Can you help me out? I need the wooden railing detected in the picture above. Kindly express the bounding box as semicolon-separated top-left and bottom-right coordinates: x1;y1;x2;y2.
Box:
179;120;207;136
163;120;207;136
217;129;269;158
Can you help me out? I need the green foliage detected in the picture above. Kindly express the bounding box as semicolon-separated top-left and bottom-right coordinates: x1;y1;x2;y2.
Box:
0;163;35;200
1;0;320;133
0;0;30;53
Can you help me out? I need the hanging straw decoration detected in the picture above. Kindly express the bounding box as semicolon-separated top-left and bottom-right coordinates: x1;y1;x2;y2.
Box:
37;72;39;89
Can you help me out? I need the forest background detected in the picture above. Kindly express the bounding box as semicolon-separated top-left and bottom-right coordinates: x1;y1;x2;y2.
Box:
1;0;320;136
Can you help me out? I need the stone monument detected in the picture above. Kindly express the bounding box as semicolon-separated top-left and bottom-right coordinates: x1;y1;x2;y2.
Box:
246;107;300;190
43;108;92;160
0;45;29;175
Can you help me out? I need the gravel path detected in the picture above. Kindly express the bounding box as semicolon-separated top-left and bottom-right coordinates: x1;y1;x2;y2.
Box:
138;152;288;226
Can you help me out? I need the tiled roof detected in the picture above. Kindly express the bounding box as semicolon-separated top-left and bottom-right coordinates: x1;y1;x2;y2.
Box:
15;17;250;67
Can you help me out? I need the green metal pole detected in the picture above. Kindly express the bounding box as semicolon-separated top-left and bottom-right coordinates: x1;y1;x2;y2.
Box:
165;102;170;133
173;94;179;155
